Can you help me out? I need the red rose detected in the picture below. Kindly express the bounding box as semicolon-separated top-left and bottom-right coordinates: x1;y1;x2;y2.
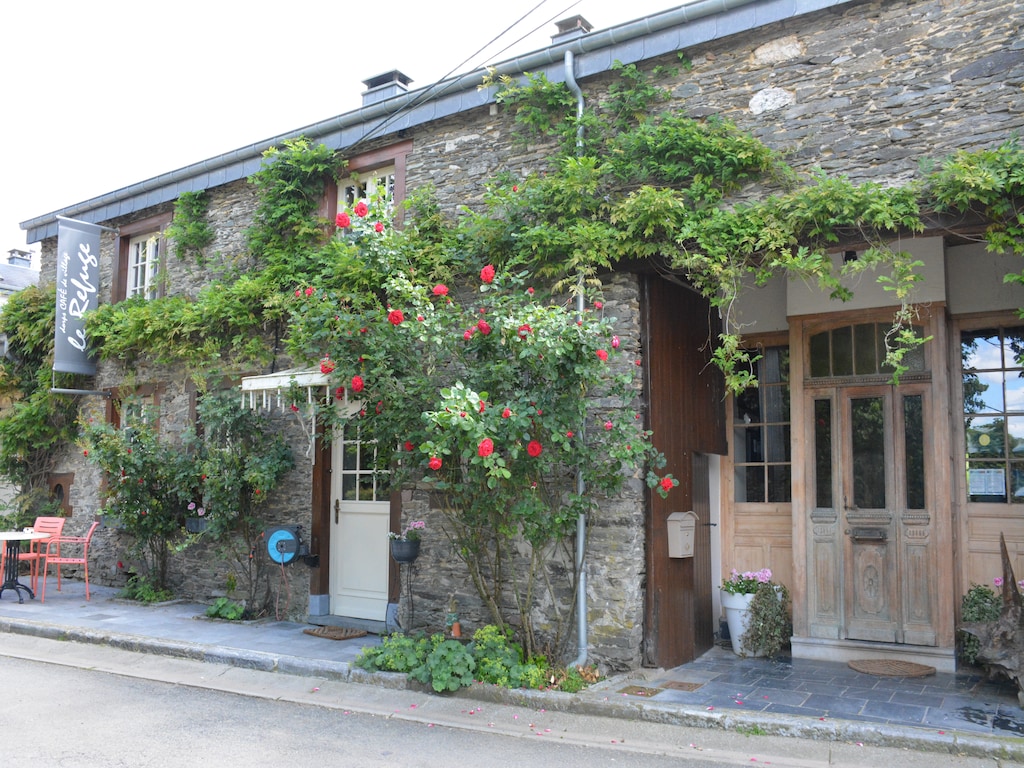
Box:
335;212;351;228
478;400;486;413
334;387;345;400
594;301;603;309
305;286;315;297
351;375;365;393
388;309;404;325
354;201;369;218
501;408;511;419
417;315;424;321
596;349;608;361
527;440;543;457
429;456;442;471
374;221;384;233
518;324;531;337
512;185;518;192
527;287;534;295
612;336;620;349
478;438;494;457
604;421;613;431
404;441;415;452
294;289;301;297
566;431;574;438
660;477;674;492
480;264;495;284
320;357;335;374
477;320;491;335
290;404;299;412
433;284;449;296
463;328;474;341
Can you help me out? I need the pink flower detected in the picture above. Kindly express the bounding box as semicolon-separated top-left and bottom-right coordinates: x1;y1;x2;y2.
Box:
374;221;384;233
660;477;674;492
477;320;491;335
417;314;424;321
388;309;404;325
501;408;511;419
305;286;315;297
335;212;351;228
478;438;494;457
428;456;442;471
320;357;335;374
635;359;642;367
350;375;364;393
464;328;474;341
433;284;449;296
354;201;369;218
527;440;543;457
294;289;301;297
611;336;620;349
995;577;1005;587
480;264;495;284
603;421;613;431
594;301;603;310
596;349;608;361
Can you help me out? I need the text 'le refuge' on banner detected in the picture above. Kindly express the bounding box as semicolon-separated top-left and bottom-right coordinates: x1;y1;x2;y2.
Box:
54;217;100;375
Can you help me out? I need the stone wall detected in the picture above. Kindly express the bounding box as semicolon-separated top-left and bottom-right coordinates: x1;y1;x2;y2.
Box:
25;0;1024;659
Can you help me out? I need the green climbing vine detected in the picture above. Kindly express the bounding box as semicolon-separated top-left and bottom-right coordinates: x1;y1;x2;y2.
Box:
164;190;214;264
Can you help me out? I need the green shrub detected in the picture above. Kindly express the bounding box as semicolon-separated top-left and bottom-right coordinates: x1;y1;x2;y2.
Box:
410;638;476;693
959;583;1002;665
205;597;245;620
118;575;174;604
355;633;430;674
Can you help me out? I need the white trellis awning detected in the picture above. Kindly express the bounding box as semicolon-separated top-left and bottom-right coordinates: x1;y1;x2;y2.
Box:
240;368;329;459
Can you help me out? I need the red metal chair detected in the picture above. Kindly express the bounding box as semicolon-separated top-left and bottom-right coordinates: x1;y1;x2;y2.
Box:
39;521;100;602
17;517;66;593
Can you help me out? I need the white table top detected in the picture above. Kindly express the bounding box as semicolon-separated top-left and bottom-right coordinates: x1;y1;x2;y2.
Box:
0;531;51;542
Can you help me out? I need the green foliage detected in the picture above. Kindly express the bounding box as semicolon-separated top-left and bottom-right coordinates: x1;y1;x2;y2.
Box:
740;582;792;659
959;583;1003;665
205;596;246;620
410;638;477;693
119;574;174;604
165;191;214;263
0;285;80;504
485;70;578;150
355;633;432;674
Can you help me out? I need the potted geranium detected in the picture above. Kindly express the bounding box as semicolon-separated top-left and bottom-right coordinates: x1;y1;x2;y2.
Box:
389;520;425;563
721;568;790;657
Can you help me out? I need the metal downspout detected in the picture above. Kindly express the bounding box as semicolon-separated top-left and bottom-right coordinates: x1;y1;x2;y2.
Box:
564;49;588;669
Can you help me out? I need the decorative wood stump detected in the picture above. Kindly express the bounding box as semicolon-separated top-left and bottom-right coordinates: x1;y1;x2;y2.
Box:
960;533;1024;706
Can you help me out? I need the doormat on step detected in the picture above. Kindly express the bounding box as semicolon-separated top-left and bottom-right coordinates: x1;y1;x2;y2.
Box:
303;626;367;641
848;659;935;677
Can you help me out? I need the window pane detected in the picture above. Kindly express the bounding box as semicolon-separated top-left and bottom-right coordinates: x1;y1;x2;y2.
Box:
765;424;791;462
767;465;791;503
810;332;830;377
1005;329;1024;368
962;329;1001;370
814;398;833;508
343;442;358;470
735;465;764;503
904;394;924;509
342;474;357;501
966;416;1004;458
968;460;1007;502
734;387;760;422
832;327;853;376
1012;462;1024;504
1007;373;1024;413
851;397;885;509
737;426;763;462
854;323;877;375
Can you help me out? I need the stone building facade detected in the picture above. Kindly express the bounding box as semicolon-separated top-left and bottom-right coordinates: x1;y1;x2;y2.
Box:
20;0;1024;672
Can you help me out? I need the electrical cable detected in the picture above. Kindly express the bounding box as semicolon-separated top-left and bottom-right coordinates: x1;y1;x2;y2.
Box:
346;0;582;153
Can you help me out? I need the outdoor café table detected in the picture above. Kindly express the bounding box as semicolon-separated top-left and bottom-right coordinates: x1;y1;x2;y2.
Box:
0;530;50;603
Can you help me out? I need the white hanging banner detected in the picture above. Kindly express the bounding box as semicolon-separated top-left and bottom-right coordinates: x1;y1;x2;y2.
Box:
53;217;102;374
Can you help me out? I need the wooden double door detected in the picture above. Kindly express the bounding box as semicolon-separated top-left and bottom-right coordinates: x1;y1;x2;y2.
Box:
809;382;937;645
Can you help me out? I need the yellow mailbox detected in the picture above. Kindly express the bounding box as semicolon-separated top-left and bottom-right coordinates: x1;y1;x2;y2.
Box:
667;511;698;558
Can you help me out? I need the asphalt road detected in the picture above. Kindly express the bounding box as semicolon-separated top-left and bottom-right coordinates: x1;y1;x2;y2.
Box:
0;634;1007;768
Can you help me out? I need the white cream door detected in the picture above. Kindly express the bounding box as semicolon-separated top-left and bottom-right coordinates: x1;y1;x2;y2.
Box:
329;424;389;620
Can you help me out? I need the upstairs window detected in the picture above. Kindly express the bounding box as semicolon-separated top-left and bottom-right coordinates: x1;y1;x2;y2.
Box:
126;233;160;299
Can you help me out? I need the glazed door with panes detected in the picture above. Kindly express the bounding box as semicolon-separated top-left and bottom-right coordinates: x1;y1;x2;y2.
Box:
329;423;389;620
806;322;937;645
836;385;935;644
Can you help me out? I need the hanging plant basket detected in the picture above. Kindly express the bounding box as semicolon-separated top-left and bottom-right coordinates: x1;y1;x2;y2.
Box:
185;517;209;534
390;538;421;563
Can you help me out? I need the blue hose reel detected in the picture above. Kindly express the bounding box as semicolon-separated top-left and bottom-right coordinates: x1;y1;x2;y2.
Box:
265;525;310;565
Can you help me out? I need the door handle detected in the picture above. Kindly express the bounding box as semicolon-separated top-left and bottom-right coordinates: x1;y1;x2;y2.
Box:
334;498;340;524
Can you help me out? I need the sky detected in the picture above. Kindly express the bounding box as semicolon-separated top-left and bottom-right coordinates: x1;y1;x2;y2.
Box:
0;0;691;270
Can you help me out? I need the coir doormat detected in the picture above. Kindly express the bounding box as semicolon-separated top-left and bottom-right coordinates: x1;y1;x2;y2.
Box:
303;626;368;641
848;659;935;677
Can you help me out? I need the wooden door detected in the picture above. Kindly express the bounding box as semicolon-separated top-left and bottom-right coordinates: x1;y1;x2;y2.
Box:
840;384;936;644
329;425;390;621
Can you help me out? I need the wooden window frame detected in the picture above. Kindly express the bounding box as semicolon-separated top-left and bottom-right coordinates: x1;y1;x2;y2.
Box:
111;212;172;303
324;139;412;226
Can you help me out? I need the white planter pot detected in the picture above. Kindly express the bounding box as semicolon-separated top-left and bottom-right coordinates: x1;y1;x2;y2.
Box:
721;589;760;657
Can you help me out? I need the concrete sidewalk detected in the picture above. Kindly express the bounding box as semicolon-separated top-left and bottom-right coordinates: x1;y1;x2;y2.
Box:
1;577;1023;761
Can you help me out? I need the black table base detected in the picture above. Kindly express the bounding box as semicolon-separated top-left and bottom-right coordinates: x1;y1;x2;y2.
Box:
0;539;34;603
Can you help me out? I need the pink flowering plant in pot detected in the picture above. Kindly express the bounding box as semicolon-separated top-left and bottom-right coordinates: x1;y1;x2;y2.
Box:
285;191;676;659
721;567;790;657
